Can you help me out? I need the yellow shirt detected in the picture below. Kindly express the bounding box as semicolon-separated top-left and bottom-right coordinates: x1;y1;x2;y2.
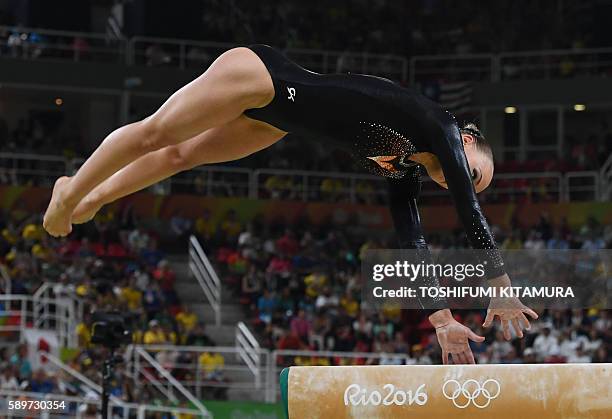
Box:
195;217;216;238
143;330;167;345
2;228;18;245
199;352;224;374
304;273;327;298
31;244;49;259
341;297;359;317
22;224;44;241
121;287;142;310
176;311;198;332
221;220;242;237
76;322;91;347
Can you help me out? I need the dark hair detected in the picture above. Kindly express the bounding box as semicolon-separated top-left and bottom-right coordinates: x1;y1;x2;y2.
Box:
460;122;493;162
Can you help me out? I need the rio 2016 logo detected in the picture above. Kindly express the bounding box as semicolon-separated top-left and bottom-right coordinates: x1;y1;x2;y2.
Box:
442;379;501;409
343;383;428;407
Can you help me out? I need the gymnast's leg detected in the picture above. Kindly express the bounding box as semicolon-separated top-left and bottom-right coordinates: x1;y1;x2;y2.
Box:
71;116;286;224
43;47;275;236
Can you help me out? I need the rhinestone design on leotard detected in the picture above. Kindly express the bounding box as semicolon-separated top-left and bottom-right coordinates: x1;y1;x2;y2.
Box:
354;121;418;179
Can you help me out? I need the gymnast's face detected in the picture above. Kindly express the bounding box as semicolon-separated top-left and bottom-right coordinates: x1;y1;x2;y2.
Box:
435;133;494;193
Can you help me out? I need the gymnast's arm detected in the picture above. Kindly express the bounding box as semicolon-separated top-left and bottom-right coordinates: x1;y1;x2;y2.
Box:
425;114;506;280
386;170;449;316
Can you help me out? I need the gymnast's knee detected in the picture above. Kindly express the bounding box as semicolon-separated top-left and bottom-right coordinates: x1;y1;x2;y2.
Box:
137;117;180;153
163;144;193;172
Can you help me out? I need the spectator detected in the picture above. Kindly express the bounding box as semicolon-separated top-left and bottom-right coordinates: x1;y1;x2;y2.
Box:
143;320;169;345
568;344;592;363
533;324;559;361
290;309;311;344
29;369;56;394
257;290;278;324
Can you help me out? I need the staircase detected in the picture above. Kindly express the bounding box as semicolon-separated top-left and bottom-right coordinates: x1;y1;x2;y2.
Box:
168;254;263;401
169;254;247;346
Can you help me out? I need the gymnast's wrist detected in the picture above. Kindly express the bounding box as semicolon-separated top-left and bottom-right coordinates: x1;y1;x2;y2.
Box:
487;273;512;289
428;309;453;328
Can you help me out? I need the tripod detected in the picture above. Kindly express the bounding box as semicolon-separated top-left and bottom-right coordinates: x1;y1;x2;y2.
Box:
101;347;123;419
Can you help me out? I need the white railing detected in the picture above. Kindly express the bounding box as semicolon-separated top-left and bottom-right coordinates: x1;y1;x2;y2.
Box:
0;152;606;203
171;165;253;198
188;235;221;326
0;152;69;187
131;346;210;416
127;36;408;80
565;171;601;202
0;294;75;346
235;322;262;389
410;47;612;83
0;264;10;294
0;25;127;63
0;389;208;419
3;25;612;83
32;284;78;348
129;344;271;401
601;154;612;201
410;53;497;83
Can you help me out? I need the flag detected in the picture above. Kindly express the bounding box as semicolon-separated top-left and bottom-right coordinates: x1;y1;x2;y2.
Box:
421;81;473;116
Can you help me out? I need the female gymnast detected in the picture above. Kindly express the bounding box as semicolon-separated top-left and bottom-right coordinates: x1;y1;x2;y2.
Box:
43;44;537;364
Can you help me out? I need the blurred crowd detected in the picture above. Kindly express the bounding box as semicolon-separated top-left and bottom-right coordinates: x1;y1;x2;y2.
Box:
0;202;610;406
196;0;606;57
203;210;611;367
1;1;605;57
0;205;228;406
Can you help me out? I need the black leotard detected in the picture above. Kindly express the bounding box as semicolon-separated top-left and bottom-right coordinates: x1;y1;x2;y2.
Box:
245;45;505;291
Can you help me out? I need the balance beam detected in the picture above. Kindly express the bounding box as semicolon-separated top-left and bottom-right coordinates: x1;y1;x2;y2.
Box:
280;363;612;418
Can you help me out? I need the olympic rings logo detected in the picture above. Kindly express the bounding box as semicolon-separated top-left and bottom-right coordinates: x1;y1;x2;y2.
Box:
442;379;501;409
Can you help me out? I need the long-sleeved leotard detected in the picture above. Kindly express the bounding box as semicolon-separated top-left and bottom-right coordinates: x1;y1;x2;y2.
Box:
386;167;448;313
244;44;505;280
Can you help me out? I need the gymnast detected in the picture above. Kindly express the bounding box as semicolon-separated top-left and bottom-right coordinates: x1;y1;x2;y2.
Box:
42;44;537;364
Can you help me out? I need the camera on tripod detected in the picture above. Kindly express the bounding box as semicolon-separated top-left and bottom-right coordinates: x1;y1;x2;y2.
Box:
90;311;133;348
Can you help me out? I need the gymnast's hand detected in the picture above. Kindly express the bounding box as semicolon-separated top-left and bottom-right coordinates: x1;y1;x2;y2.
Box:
483;274;539;340
483;296;538;340
43;176;75;237
429;309;484;364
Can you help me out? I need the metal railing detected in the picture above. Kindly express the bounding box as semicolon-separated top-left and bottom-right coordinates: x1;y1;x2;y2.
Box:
0;389;208;419
601;154;612;201
235;322;263;390
3;25;612;83
32;283;81;348
0;294;75;346
410;47;612;83
565;171;601;202
131;345;210;416
0;25;127;64
189;235;222;326
0;264;10;294
0;152;607;203
129;344;271;401
127;36;408;80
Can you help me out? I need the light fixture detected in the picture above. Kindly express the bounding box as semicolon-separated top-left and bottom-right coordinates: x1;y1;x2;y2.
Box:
573;104;586;112
55;98;63;106
504;106;517;114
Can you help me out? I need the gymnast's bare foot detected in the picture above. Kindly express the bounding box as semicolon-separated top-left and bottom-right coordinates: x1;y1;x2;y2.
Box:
72;195;102;224
43;176;75;237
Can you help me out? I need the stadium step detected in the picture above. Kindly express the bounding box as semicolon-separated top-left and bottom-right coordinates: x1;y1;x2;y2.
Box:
173;280;236;304
202;324;237;346
191;304;247;325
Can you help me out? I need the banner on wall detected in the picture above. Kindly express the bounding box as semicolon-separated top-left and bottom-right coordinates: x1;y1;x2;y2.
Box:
0;185;610;231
